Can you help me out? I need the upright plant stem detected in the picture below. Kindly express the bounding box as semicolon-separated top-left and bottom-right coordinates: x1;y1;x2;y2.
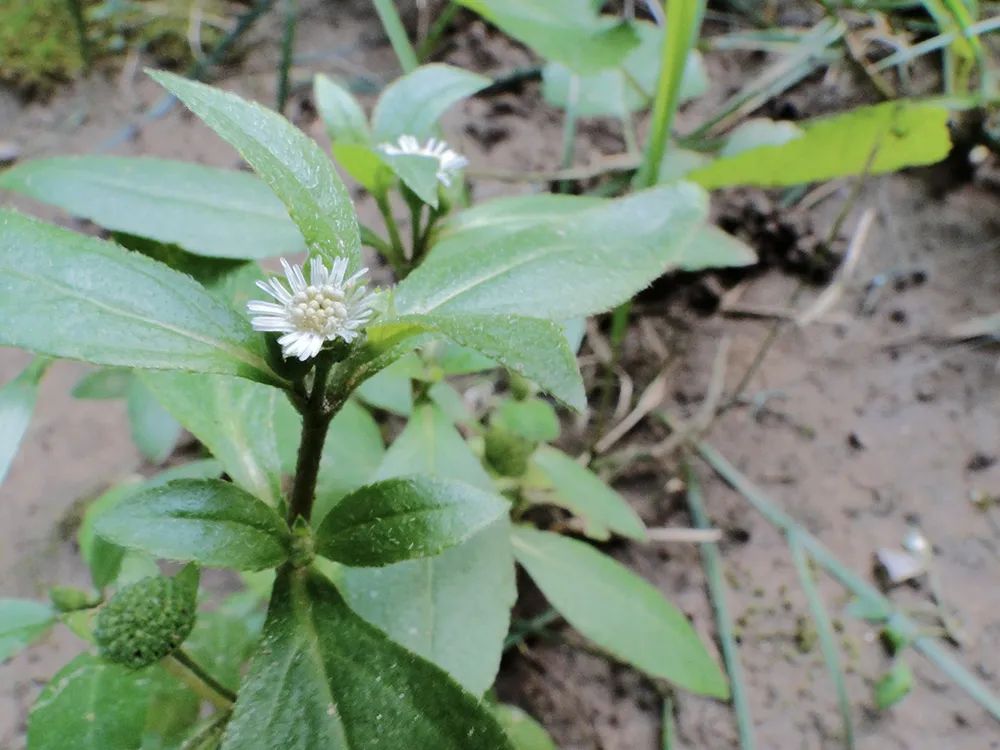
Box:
788;533;855;749
684;463;756;749
287;357;334;524
65;0;92;73
635;0;704;188
276;0;298;113
375;194;408;275
417;1;460;61
373;0;419;72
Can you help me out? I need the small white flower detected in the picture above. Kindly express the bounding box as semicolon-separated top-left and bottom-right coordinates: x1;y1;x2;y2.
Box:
248;257;377;361
378;135;469;186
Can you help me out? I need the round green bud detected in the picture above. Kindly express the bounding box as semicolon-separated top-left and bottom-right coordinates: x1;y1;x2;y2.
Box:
484;423;536;478
49;586;99;613
94;575;196;669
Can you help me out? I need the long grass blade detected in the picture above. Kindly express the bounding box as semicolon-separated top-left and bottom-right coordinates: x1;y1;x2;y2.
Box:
373;0;419;73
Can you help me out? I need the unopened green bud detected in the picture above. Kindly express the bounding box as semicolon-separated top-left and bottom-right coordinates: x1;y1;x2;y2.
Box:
290;516;315;568
484;423;536;478
508;372;536;401
94;572;197;669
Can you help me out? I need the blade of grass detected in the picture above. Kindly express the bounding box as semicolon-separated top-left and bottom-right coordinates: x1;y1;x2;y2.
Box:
788;533;855;749
635;0;705;187
276;0;298;113
684;463;756;749
373;0;419;73
661;693;676;750
417;1;461;61
873;15;1000;73
691;437;1000;723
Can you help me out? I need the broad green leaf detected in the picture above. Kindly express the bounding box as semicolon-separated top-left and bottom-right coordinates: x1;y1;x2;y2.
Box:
376;403;492;489
340;520;514;697
542;21;707;117
313;400;386;524
28;653;167;750
184;609;259;691
371;64;491;142
531;446;645;541
314;74;370;145
455;0;639;75
494;398;560;442
492;705;556;750
0;357;48;486
355;355;415;415
688;101;951;189
150;70;361;271
0;210;278;385
127;378;182;463
332;142;391;193
678;226;757;271
95;478;291;570
394;185;708;320
113;233;251;291
316;476;507;566
79;460;223;588
142;371;293;506
72;368;133;400
141;668;201;750
221;567;513;750
719;118;803;157
511;527;729;698
366;315;586;411
379;151;442;207
0;156;305;260
0;599;54;662
436;343;495;375
341;403;515;695
427;381;475;426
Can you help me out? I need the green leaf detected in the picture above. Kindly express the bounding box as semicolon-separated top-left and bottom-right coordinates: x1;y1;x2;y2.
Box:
366;314;586;411
340;403;515;695
127;378;182;464
395;185;708;320
455;0;639;75
719;118;803;157
221;568;513;750
313;400;386;524
150;70;361;271
79;461;223;588
95;478;291;570
427;381;475;426
531;446;645;541
371;63;491;142
0;210;278;384
378;151;443;208
0;156;305;260
511;527;729;698
332;142;391;193
113;233;251;291
0;357;48;486
72;368;133;400
688;101;951;189
28;653;166;750
679;226;757;271
0;599;54;663
184;609;260;691
542;21;707;117
355;355;415;416
492;705;556;750
141;371;293;506
316;476;507;566
141;668;201;750
494;398;560;442
314;74;370;145
874;661;913;710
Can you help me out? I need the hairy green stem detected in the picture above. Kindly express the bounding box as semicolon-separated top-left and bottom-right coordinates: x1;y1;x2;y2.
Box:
375;194;408;276
373;0;419;72
287;357;334;524
276;0;298;113
166;649;236;710
684;463;755;749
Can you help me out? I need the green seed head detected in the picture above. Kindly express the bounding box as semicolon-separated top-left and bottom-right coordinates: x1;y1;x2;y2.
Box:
94;574;196;669
484;423;536;478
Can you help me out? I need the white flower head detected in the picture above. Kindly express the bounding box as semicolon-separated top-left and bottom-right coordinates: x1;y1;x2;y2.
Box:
248;257;377;361
379;135;468;186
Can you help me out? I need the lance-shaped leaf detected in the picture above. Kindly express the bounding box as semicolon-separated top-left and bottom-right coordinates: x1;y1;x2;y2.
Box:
316;476;507;566
95;479;291;570
141;371;294;506
314;74;371;145
511;526;729;698
353;314;586;411
221;567;513;749
492;705;557;750
0;357;49;486
371;64;491;142
394;184;709;320
0;210;278;385
150;70;361;271
0;599;55;663
0;156;305;260
126;377;182;464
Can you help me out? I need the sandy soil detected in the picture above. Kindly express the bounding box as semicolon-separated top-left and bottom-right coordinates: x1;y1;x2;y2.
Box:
2;2;999;748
